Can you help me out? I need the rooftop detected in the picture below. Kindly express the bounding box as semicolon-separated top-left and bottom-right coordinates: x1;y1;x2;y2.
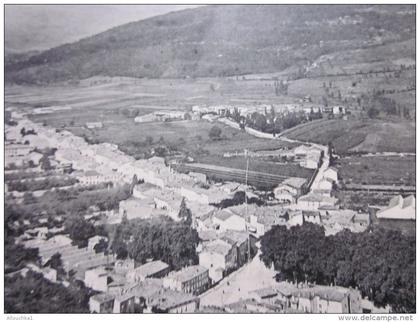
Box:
90;292;116;304
299;193;338;204
213;210;236;221
281;177;307;189
149;288;198;311
219;230;249;245
134;260;169;277
293;285;354;302
202;239;232;256
167;265;208;283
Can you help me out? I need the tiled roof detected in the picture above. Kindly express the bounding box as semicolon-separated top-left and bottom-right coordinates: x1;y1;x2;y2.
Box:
134;260;169;277
167;265;208;283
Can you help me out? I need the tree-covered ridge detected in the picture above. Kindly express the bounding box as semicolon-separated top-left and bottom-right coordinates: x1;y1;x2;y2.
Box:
6;4;415;84
260;223;415;313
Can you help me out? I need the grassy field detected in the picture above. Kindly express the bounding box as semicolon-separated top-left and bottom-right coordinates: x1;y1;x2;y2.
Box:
284;118;415;154
72;120;297;160
336;155;416;186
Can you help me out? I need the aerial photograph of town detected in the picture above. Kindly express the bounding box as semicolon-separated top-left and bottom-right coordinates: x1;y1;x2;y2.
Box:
3;3;416;318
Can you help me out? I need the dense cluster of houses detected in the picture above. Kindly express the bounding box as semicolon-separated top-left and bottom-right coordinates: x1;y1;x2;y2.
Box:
5;110;413;314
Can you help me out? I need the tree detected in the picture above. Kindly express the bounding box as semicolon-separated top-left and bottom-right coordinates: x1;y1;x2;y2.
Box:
64;215;96;248
5;271;92;313
178;198;192;226
130;175;138;195
260;224;416;313
254;113;267;131
367;107;379;119
40;155;52;171
209;125;222;140
232;108;241;123
145;136;153;145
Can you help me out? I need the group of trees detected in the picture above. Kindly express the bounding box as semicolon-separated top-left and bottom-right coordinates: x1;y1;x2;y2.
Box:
260;223;415;313
20;127;37;137
274;79;288;96
242;111;316;134
110;216;199;270
213;190;264;209
7;177;78;192
5;271;91;313
64;215;98;248
5;184;132;223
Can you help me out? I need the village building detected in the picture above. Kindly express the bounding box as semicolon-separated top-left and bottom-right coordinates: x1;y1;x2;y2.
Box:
199;239;238;283
163;265;210;295
322;167;338;182
318;177;334;191
291;285;362;313
85;122;103;129
212;210;247;232
5;143;33;158
297;193;339;211
84;267;111;292
90;278;200;313
127;260;170;283
219;230;251;267
274;177;308;203
376;195;415;220
302;211;322;225
89;293;116;313
148;288;200;313
114;259;136;276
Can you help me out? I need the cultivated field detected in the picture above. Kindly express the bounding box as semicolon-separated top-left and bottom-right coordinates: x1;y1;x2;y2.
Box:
284;118;415;154
336;155;416;186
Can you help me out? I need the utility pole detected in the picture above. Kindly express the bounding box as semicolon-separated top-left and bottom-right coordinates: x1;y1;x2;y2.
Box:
244;149;251;263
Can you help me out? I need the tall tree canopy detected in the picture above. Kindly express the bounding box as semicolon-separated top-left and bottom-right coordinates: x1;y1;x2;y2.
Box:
260;223;415;313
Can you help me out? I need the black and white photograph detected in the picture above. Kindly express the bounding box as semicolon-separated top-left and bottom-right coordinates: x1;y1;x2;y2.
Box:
3;2;417;318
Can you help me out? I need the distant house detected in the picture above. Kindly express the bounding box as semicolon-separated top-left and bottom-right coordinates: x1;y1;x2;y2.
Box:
318;178;334;191
76;170;121;186
85;122;103;129
84;267;110;292
302;211;322;225
332;106;346;116
297;193;339;211
376;195;415;220
127;260;170;283
323;167;338;182
300;154;320;169
163;265;210;295
5;143;33;158
274;177;308;203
